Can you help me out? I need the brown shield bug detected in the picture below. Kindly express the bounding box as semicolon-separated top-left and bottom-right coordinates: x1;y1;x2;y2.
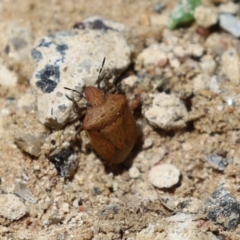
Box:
65;58;136;164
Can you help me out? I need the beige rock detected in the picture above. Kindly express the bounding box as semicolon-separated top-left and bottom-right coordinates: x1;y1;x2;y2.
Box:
194;6;218;28
143;93;188;130
219;2;239;14
222;48;240;85
0;194;27;221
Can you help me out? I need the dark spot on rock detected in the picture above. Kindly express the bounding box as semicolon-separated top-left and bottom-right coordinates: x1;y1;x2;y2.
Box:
72;22;86;30
36;64;60;93
31;49;43;62
38;38;52;48
58;104;67;112
91;19;114;31
56;44;68;56
72;19;115;32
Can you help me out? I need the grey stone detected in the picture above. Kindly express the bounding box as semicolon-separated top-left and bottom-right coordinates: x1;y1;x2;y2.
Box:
219;13;240;38
205;185;240;230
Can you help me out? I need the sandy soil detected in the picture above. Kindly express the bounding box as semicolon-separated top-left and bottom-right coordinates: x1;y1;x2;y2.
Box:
1;0;240;239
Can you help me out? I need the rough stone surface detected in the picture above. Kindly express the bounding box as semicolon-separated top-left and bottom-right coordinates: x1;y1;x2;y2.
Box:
205;185;240;230
14;182;37;203
205;155;228;171
31;18;131;129
194;6;218;28
193;74;210;93
0;194;27;221
48;148;78;178
200;55;216;74
148;164;180;189
209;76;220;94
218;2;239;14
129;166;140;179
135;43;168;70
221;48;240;85
219;13;240;38
143;93;188;130
13;112;48;157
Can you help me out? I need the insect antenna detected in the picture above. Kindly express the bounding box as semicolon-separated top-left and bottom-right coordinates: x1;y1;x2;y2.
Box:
64;87;87;113
98;57;106;77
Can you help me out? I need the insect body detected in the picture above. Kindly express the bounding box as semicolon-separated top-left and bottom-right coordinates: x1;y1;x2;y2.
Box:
65;58;136;164
83;86;136;164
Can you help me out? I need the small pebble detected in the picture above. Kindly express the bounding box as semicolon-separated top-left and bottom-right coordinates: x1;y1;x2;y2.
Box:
148;163;180;189
219;13;240;38
221;48;240;85
205;154;228;171
182;142;193;151
143;93;188;130
129;166;140;179
218;2;239;14
73;199;79;208
135;44;168;70
62;202;70;213
0;194;27;221
173;45;185;58
209;75;220;94
14;182;37;203
169;58;180;68
187;44;204;57
142;138;153;149
200;55;216;74
194;6;218;28
205;185;240;230
49;149;78;178
193;73;210;93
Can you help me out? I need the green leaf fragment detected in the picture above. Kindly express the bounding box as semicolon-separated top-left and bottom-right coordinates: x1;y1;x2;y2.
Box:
167;0;202;29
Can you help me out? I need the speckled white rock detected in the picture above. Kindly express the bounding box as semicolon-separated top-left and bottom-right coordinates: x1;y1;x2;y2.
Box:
194;6;218;28
0;194;27;221
143;93;188;130
148;164;180;189
31;17;131;129
221;48;240;85
135;43;168;70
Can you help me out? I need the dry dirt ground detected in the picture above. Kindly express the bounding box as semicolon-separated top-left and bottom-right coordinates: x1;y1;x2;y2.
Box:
1;0;240;239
